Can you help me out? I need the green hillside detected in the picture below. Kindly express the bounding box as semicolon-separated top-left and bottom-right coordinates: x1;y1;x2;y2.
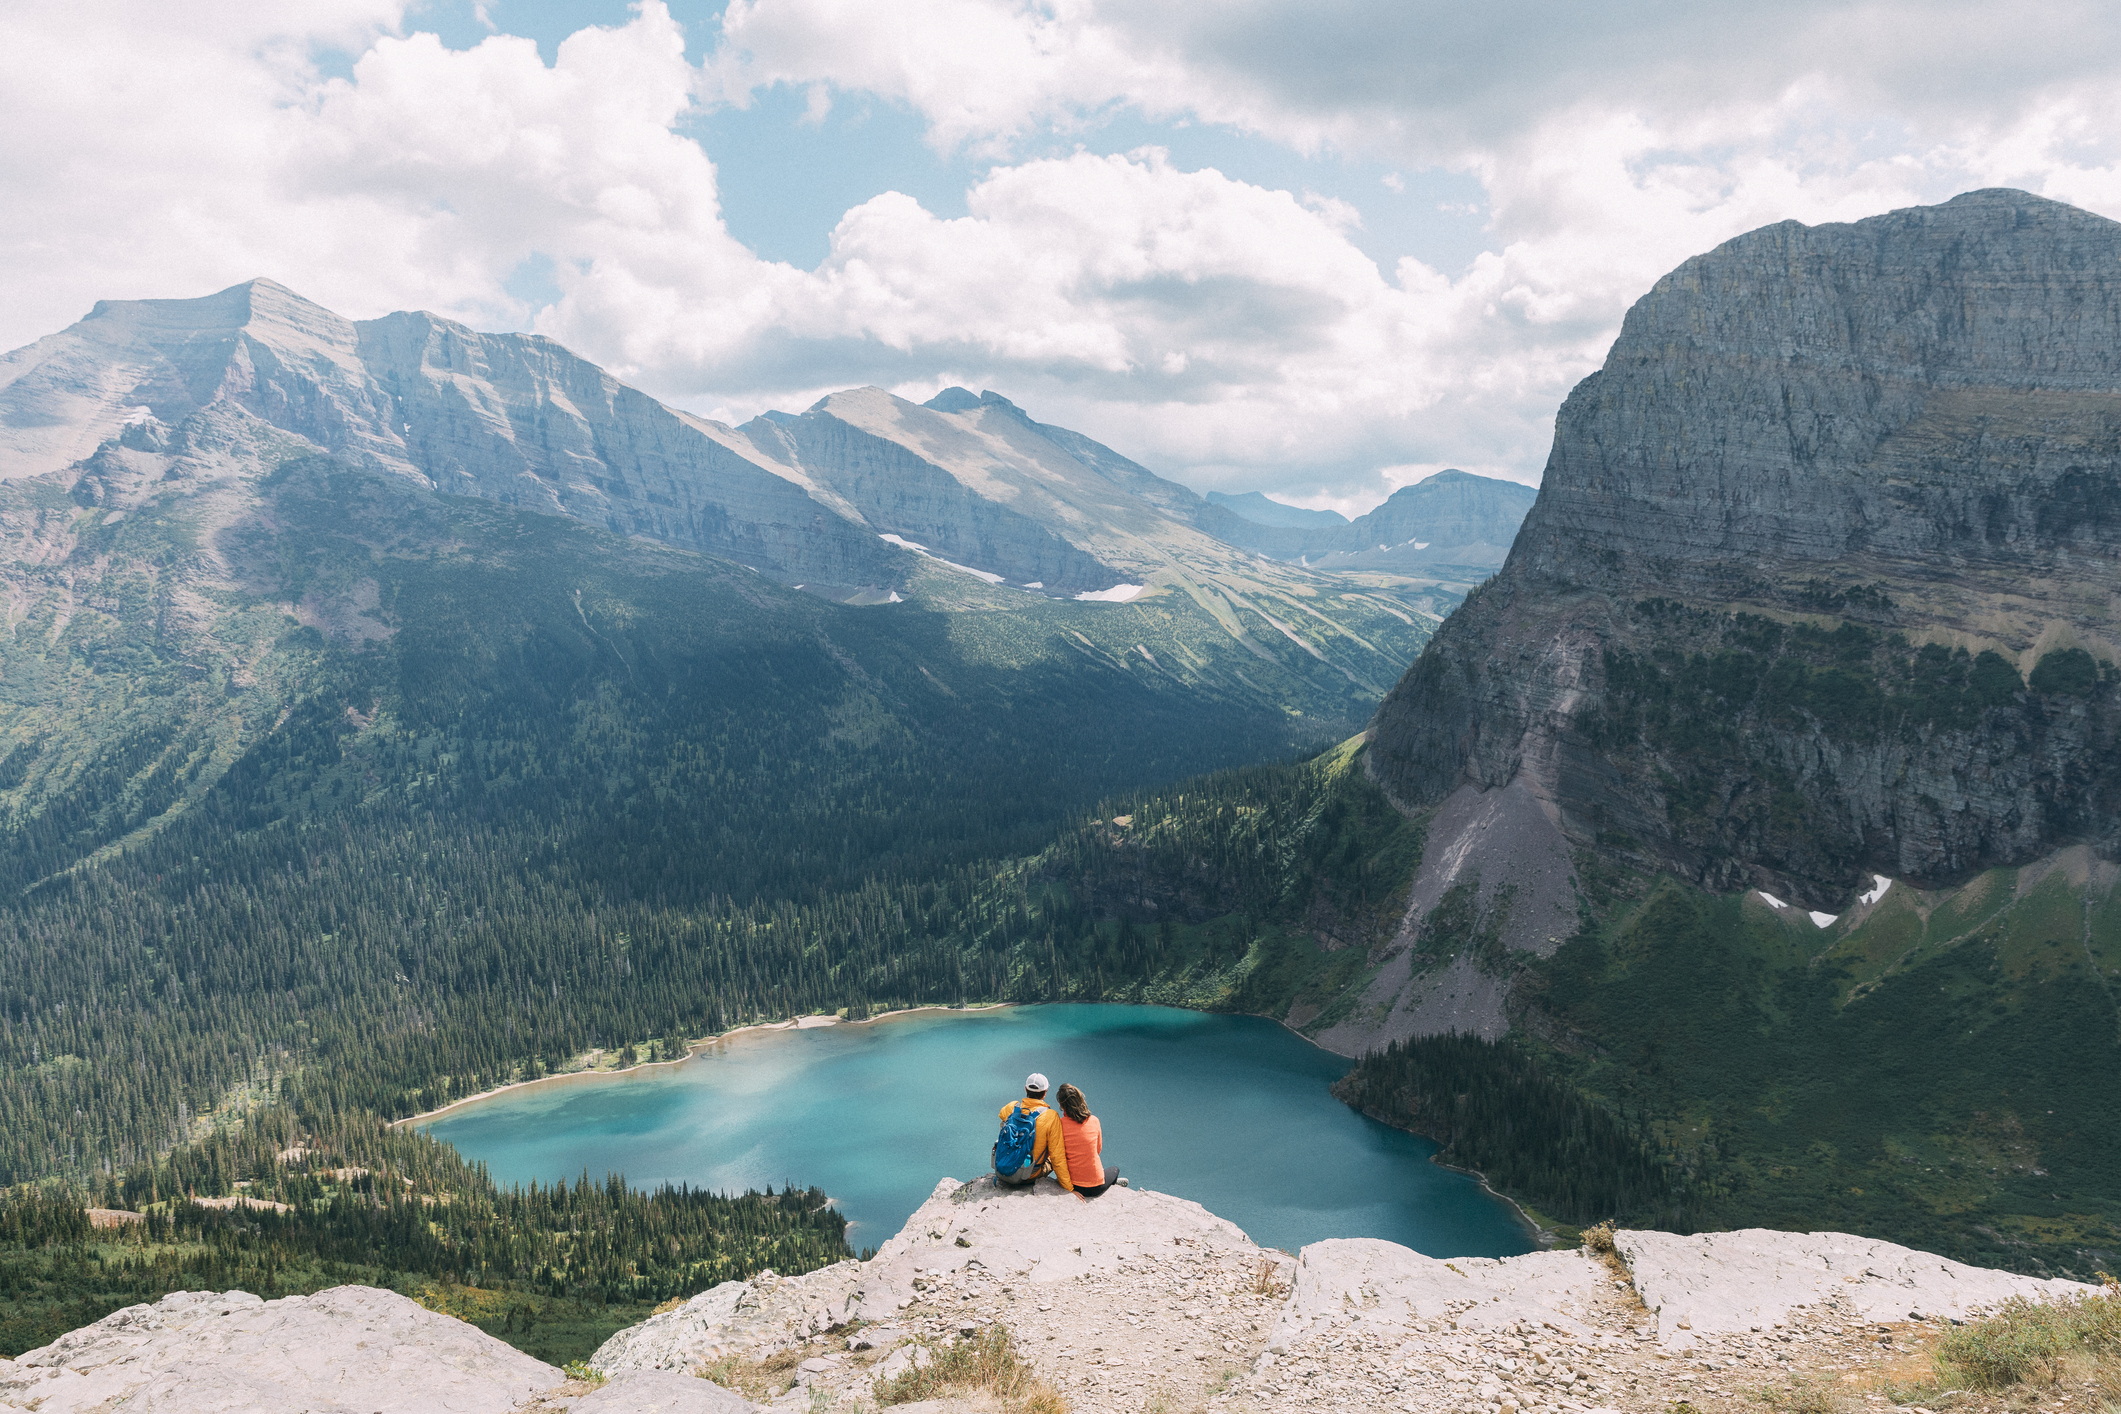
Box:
1003;743;2121;1279
0;457;1432;1184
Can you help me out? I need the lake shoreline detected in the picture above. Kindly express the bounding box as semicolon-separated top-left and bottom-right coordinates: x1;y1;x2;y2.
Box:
392;1004;1017;1129
398;1001;1544;1248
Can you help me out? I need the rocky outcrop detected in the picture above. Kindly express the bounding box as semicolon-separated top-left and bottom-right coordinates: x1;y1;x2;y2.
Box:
1371;190;2121;906
3;1184;2095;1412
587;1175;2095;1412
1613;1228;2092;1348
0;1286;562;1413
0;1285;761;1414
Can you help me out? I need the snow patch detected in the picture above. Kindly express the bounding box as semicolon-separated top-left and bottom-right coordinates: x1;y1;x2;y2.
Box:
1022;581;1043;589
879;532;1005;584
1808;911;1838;928
1076;583;1145;602
1756;891;1788;910
1858;874;1892;907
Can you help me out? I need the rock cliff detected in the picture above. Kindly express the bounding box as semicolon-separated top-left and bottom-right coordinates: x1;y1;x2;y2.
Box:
6;1181;2091;1412
1369;189;2121;909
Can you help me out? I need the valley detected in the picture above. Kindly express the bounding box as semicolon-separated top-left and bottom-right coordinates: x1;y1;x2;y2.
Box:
2;188;2119;1390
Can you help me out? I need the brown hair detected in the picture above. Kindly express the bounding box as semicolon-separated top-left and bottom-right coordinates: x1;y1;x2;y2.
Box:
1055;1083;1091;1122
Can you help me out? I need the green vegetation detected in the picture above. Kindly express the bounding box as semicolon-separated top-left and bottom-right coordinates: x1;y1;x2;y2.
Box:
1333;1035;1683;1229
0;461;1429;1185
0;1103;847;1364
1011;741;2120;1278
1528;864;2121;1277
1932;1283;2121;1392
873;1324;1066;1413
1586;603;2120;885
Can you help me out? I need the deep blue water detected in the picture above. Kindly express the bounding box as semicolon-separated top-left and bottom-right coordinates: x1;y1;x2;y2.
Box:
422;1003;1534;1258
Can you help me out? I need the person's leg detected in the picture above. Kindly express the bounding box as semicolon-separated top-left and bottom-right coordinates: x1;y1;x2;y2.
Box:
1077;1161;1121;1197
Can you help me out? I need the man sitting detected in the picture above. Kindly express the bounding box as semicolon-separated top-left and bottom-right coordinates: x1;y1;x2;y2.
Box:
992;1071;1067;1187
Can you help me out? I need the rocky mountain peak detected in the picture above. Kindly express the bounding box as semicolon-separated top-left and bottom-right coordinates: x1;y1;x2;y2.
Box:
1370;188;2121;904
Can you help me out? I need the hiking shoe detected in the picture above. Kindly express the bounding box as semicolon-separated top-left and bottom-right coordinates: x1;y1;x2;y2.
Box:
1118;1178;1129;1187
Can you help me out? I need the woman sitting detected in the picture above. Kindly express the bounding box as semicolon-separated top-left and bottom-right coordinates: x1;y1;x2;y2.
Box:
1053;1083;1125;1198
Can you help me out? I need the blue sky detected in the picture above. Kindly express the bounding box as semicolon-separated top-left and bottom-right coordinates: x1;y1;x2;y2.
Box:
402;0;1496;279
6;0;2121;511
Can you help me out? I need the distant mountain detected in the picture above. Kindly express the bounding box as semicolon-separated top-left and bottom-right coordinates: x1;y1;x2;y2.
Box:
1201;469;1538;575
1297;470;1537;572
1204;490;1348;529
0;279;896;594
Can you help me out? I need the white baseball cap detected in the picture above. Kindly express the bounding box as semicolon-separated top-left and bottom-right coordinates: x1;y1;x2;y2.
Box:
1025;1072;1050;1093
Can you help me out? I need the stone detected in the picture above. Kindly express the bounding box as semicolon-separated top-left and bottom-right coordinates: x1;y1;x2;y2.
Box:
1614;1228;2096;1347
589;1175;1258;1375
1273;1238;1608;1350
6;1187;2103;1413
0;1285;561;1413
566;1370;760;1413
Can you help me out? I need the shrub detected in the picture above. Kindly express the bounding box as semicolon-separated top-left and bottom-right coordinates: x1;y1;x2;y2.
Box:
875;1324;1064;1414
1933;1288;2121;1390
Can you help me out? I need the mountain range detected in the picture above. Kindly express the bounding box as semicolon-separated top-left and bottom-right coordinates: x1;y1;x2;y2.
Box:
0;279;1505;897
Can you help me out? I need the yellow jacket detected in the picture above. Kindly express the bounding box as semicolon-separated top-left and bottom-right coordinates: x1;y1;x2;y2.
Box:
997;1098;1071;1187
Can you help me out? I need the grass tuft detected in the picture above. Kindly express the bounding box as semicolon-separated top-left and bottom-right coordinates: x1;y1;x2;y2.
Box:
1753;1376;1850;1414
874;1323;1066;1414
1933;1287;2121;1393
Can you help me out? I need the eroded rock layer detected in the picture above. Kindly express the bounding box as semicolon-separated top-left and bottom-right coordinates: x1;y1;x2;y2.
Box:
1371;189;2121;906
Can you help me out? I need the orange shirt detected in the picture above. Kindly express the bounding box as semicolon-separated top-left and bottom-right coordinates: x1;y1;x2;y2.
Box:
1057;1113;1103;1190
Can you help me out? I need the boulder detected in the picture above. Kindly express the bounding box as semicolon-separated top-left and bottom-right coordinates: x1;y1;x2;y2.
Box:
1615;1228;2098;1346
1272;1238;1608;1351
0;1286;561;1413
590;1174;1257;1374
565;1369;759;1413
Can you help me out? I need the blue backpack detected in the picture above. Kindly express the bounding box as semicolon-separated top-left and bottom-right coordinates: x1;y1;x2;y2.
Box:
993;1102;1042;1173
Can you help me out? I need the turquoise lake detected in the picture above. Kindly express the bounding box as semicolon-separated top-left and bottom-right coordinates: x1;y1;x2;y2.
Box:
422;1003;1535;1258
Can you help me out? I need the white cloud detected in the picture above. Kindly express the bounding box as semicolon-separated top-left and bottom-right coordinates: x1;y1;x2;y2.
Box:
4;0;2121;507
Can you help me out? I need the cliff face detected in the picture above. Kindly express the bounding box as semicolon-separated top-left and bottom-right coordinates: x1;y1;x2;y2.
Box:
1370;190;2121;905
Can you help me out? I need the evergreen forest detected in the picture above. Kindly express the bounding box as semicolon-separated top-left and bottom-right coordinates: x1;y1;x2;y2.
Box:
4;453;2115;1365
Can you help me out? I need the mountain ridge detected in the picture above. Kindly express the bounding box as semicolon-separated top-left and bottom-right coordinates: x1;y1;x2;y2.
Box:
1370;188;2121;905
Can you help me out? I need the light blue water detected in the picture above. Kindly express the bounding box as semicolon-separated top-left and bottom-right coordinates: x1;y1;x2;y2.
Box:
422;1004;1534;1258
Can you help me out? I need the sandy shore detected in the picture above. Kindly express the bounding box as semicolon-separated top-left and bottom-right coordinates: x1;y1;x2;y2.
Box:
390;1003;1018;1128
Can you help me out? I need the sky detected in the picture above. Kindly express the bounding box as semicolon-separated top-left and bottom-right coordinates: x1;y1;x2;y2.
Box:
6;2;2121;513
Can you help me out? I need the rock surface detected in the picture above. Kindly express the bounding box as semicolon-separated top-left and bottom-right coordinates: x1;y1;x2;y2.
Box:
1369;189;2121;906
591;1176;2092;1414
0;1286;562;1413
2;1186;2096;1412
1617;1229;2093;1348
